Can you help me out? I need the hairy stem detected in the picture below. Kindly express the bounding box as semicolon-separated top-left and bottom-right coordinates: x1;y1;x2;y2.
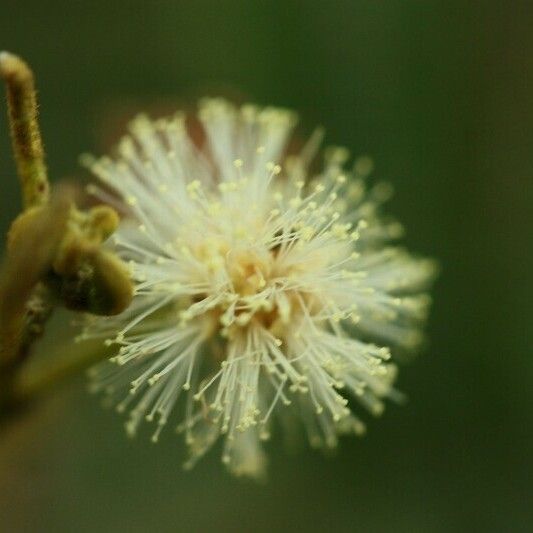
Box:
0;51;49;209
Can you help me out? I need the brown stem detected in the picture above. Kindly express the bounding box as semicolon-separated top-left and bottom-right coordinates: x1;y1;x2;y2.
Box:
0;51;49;209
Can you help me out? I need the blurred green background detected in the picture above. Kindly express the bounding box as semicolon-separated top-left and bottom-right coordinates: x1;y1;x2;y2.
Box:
1;1;532;531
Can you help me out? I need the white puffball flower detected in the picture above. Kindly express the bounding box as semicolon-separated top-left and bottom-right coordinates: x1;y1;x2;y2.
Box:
80;98;437;478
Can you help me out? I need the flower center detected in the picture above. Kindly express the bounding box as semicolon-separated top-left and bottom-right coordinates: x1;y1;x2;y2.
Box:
183;230;300;340
227;250;270;296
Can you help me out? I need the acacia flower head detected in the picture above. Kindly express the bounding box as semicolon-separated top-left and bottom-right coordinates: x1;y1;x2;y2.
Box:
80;98;437;478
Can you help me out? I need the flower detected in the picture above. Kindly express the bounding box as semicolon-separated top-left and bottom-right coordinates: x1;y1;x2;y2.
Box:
80;98;437;478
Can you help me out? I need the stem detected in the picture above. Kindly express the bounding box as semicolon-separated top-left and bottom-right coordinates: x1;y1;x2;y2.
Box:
0;51;49;209
10;339;112;405
0;53;130;430
0;338;112;430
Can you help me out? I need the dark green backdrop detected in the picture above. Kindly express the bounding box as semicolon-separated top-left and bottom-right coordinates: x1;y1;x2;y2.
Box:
1;1;531;531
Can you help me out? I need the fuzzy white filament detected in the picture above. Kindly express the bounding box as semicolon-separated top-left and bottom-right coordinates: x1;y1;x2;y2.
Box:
80;98;437;478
